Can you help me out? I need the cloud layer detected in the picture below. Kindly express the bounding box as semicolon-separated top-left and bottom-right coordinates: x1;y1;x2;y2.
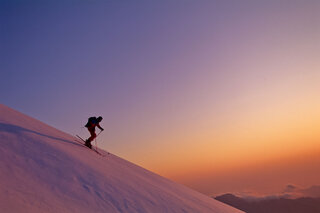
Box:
236;185;320;201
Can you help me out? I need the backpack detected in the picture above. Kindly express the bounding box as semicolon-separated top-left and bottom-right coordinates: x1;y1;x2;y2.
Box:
85;117;96;127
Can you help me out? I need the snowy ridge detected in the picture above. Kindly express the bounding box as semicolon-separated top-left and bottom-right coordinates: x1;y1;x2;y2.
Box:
0;104;243;213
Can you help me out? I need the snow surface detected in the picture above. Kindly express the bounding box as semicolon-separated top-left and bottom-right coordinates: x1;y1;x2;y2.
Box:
0;104;243;213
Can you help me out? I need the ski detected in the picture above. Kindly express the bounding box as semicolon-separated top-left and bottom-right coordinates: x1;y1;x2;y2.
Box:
75;135;104;156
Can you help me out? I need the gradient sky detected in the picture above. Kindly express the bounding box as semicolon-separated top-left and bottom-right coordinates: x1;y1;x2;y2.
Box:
1;0;320;196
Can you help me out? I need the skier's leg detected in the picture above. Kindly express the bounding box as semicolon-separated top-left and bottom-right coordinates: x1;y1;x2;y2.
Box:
88;130;96;142
86;128;96;148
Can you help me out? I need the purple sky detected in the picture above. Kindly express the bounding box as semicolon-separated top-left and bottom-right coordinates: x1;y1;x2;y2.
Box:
1;0;231;143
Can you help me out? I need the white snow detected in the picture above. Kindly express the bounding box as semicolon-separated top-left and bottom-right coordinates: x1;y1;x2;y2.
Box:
0;104;243;213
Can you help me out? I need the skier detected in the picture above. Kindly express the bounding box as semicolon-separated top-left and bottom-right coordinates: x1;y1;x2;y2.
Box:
85;116;104;148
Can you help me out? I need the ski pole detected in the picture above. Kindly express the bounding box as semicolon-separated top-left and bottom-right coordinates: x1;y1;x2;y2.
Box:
96;130;103;137
94;130;102;151
95;138;98;152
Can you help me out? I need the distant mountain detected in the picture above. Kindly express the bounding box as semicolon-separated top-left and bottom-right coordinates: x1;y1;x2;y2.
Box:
215;193;320;213
0;104;243;213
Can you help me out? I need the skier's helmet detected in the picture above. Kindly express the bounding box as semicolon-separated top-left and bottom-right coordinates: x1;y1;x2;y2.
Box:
97;116;103;122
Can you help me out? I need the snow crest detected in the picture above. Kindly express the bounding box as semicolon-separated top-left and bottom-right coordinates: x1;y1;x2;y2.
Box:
0;104;243;213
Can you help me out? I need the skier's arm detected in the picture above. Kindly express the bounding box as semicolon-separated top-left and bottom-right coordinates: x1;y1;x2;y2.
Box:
97;124;104;131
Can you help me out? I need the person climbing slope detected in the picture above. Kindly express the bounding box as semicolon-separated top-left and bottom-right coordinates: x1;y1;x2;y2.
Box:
85;116;104;148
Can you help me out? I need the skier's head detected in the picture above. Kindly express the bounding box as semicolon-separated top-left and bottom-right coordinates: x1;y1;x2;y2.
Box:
97;116;103;122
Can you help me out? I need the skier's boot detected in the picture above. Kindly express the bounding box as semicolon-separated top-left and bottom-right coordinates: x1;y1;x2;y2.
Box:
85;139;92;149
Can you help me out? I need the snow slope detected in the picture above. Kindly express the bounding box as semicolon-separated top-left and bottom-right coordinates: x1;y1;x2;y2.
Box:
0;104;243;213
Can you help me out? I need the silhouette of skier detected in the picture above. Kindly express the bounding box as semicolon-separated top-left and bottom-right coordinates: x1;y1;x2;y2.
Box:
85;116;104;148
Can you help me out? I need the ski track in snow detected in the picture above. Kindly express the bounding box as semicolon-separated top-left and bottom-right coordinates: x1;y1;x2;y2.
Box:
0;104;243;213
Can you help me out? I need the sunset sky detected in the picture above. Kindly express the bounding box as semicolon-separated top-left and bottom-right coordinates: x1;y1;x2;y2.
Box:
1;0;320;196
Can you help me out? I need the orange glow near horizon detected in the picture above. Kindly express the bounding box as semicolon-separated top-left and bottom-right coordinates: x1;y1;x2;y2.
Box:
126;84;320;195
